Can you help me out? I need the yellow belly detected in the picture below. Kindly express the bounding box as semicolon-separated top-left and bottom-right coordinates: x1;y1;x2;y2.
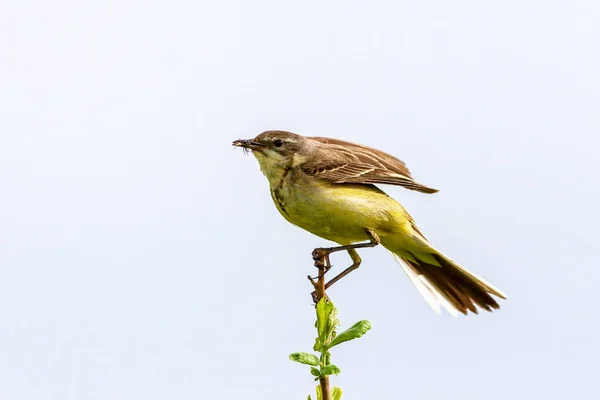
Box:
271;178;411;245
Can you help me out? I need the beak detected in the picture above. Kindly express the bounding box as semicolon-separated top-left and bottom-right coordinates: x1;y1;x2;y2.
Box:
232;138;266;151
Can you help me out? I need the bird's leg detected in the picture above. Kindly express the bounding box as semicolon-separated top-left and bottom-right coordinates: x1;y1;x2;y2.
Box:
324;248;362;290
310;229;380;301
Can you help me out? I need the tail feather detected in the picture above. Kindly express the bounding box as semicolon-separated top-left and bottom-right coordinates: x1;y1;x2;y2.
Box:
389;250;506;316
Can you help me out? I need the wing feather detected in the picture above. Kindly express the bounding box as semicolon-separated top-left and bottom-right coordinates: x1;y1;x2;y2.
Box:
304;137;439;194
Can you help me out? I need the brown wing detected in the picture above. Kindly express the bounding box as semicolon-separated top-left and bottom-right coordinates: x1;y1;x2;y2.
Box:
304;137;439;194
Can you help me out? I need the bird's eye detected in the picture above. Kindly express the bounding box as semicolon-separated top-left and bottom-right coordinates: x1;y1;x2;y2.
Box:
273;139;284;147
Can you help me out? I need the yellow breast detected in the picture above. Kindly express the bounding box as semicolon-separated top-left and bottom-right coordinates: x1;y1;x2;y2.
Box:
269;169;410;245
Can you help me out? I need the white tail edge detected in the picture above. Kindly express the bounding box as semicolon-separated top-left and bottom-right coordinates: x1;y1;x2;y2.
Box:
388;251;460;317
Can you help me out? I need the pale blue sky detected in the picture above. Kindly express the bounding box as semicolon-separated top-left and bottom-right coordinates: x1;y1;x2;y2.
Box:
1;1;599;399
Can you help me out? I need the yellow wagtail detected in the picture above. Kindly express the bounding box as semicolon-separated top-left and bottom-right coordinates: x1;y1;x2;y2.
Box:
233;130;505;315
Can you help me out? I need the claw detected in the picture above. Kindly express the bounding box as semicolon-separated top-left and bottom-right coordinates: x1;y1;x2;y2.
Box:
312;248;327;260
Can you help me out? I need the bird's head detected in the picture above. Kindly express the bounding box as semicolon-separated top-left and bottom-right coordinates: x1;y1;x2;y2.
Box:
233;130;312;181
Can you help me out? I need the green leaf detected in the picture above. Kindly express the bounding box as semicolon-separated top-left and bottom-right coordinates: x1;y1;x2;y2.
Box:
328;320;371;348
321;364;341;376
316;385;322;400
327;306;339;337
289;352;320;366
313;337;322;352
331;387;343;400
308;396;312;400
310;367;321;377
316;299;334;345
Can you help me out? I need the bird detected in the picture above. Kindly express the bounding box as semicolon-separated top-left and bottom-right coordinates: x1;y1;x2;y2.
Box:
232;130;506;315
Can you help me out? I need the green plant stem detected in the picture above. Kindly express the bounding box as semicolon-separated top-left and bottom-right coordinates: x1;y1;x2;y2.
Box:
311;250;331;400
